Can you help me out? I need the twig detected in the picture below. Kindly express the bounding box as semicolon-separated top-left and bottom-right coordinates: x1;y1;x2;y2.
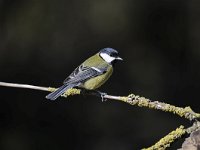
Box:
0;81;200;121
0;82;48;91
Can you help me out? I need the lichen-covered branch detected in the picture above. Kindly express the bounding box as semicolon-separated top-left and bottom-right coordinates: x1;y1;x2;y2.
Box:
179;122;200;150
0;81;200;150
122;94;200;121
48;87;200;121
186;121;200;134
143;125;186;150
0;81;199;120
143;121;200;150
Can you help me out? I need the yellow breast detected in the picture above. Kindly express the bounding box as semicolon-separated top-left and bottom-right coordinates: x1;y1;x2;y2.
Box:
82;66;113;90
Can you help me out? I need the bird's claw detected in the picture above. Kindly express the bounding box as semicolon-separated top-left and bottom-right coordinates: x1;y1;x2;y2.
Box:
100;92;107;102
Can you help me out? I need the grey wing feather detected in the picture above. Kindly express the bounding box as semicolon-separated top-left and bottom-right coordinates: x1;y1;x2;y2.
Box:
46;84;77;100
63;65;85;83
63;65;107;84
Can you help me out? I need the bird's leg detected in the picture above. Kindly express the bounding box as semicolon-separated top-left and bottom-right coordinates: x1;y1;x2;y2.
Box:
92;90;107;102
97;91;107;102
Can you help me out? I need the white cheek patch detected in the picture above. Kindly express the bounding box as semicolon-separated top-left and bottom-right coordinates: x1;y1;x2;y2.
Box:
100;53;115;63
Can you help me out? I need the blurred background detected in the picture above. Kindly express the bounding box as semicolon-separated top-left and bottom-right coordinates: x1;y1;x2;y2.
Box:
0;0;200;149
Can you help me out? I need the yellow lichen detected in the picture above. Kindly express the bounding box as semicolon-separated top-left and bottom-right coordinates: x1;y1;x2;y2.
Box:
62;88;81;97
48;87;57;92
124;93;200;120
119;96;129;102
48;87;81;98
143;126;186;150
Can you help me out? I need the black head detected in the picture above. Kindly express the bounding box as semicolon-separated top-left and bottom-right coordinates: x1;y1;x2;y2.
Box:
99;48;123;63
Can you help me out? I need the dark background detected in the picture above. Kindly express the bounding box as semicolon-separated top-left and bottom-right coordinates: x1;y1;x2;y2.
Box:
0;0;199;149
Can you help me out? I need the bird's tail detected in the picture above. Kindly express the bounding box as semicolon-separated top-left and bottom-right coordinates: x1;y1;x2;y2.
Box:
46;84;74;100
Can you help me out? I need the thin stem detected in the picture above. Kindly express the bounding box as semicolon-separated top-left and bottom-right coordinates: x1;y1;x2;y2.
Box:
0;81;49;91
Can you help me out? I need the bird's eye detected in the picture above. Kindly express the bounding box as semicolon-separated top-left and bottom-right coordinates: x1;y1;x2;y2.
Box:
110;53;118;57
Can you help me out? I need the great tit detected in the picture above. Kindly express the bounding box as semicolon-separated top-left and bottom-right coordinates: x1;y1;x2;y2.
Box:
46;48;123;100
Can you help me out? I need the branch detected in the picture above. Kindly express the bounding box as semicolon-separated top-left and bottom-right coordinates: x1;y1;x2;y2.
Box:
179;121;200;150
35;88;200;121
0;81;200;150
0;81;199;121
143;121;200;150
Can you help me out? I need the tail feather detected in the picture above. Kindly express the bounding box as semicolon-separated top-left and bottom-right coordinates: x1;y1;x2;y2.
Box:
46;84;74;100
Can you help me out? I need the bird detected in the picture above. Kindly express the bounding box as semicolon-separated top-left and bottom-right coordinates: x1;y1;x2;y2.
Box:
46;48;123;100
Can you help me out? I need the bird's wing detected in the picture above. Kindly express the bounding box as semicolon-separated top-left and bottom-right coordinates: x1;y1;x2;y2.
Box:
63;64;107;84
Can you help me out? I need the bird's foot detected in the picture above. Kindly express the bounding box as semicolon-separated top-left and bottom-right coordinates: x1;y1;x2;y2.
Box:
96;91;107;102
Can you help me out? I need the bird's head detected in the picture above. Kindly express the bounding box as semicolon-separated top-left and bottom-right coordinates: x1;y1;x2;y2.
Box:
99;48;123;64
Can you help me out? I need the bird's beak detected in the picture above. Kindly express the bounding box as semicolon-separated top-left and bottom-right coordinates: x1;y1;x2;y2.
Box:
116;57;123;61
